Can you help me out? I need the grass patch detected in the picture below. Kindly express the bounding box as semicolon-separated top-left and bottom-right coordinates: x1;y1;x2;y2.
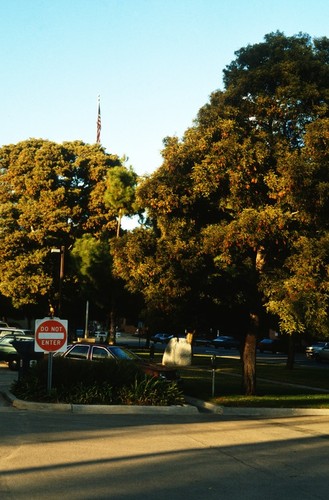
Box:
131;349;329;408
168;353;329;408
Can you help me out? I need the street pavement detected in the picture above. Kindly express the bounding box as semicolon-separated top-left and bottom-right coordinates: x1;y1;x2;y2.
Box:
1;362;329;499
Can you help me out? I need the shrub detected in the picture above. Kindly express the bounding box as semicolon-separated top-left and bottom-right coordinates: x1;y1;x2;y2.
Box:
11;357;185;406
118;377;185;406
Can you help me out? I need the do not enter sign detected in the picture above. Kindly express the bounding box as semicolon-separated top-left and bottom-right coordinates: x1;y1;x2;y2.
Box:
35;318;68;353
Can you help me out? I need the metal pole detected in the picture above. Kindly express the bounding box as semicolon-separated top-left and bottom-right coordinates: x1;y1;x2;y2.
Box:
212;368;216;397
51;247;65;318
211;354;217;397
84;300;89;338
47;352;53;394
58;246;65;317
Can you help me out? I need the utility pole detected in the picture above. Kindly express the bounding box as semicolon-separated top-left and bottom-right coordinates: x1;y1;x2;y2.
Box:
51;246;65;317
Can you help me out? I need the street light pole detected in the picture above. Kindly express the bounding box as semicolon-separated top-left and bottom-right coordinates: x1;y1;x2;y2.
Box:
51;246;65;317
84;300;89;339
58;245;65;317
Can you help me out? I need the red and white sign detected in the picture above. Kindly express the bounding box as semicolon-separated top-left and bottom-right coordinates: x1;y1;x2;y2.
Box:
35;317;68;353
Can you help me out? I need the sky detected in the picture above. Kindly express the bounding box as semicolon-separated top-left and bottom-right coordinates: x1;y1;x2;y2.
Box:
1;0;328;179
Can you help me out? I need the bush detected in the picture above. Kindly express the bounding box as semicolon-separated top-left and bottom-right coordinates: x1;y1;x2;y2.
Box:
11;357;184;406
118;377;185;406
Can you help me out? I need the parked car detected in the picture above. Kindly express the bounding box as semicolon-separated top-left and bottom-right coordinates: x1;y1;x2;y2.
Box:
0;334;35;370
0;328;33;338
258;338;287;354
150;333;174;344
258;336;305;354
312;343;329;362
305;341;329;359
193;336;212;347
58;342;180;382
212;336;240;349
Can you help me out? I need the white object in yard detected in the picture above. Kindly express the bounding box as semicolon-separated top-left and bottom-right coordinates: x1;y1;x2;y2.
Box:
162;337;192;366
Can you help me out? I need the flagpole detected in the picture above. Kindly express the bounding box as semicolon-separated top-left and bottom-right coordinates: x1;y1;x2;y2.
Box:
96;95;101;144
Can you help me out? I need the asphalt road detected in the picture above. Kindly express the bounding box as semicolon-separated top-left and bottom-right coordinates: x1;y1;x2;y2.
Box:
1;361;329;499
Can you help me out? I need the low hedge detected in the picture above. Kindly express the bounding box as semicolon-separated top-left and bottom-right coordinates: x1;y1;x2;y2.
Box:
11;357;185;406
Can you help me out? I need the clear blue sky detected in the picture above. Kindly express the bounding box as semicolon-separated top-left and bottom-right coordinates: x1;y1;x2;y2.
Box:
1;0;328;176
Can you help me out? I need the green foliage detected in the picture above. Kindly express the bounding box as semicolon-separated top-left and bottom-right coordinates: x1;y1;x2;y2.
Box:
0;139;122;311
57;382;115;405
104;165;138;237
112;32;329;369
117;377;185;406
261;234;329;336
104;165;137;215
11;357;184;406
72;235;113;280
71;234;115;310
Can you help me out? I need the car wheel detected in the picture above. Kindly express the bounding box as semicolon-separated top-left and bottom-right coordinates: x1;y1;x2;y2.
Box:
8;357;19;371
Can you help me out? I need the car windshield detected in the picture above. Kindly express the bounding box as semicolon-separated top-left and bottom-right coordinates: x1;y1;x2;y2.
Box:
108;346;140;360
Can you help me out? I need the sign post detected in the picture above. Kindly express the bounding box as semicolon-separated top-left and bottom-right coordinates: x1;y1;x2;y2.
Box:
34;317;68;392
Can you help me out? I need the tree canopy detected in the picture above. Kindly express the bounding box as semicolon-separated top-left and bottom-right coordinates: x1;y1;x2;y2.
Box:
104;164;138;237
0;139;122;314
112;32;329;388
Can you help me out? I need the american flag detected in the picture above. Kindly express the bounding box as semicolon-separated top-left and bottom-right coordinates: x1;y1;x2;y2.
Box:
96;97;101;143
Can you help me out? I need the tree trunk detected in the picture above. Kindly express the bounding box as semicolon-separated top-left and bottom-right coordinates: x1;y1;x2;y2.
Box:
116;208;123;238
241;313;258;396
241;247;266;396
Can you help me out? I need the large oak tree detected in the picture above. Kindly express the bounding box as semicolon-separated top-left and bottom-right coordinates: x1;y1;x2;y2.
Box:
112;32;329;394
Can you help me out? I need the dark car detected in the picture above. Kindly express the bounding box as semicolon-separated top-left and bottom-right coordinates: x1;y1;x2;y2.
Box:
212;336;240;349
0;334;35;370
193;336;212;347
58;342;180;382
259;336;306;354
150;333;174;344
305;341;329;359
258;338;288;354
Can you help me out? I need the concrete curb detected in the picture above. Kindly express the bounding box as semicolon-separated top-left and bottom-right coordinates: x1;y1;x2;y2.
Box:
184;396;224;414
184;395;329;416
3;390;199;414
4;390;329;417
